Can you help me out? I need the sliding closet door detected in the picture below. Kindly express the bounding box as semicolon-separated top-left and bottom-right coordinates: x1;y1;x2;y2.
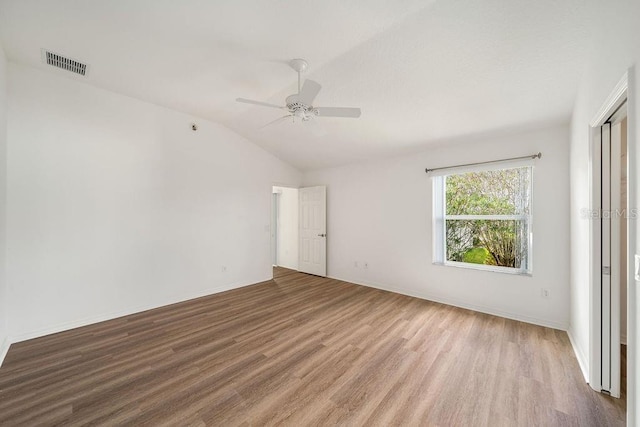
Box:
602;123;612;392
601;119;623;398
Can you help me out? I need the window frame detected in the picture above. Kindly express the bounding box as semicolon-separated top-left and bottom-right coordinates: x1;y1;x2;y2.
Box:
432;165;533;276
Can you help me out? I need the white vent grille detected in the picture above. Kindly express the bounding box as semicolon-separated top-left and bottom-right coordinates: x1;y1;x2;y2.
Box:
41;49;88;76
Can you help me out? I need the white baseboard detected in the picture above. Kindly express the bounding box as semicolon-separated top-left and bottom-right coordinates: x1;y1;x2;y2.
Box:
9;276;269;345
328;275;569;331
0;336;10;367
567;328;589;383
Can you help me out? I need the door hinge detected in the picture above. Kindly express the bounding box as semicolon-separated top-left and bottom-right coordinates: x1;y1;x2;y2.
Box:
602;266;611;275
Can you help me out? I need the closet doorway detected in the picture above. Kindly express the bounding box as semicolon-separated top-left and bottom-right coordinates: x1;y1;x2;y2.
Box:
589;75;630;402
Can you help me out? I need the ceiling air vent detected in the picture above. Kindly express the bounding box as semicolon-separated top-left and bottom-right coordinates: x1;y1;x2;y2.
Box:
41;49;88;76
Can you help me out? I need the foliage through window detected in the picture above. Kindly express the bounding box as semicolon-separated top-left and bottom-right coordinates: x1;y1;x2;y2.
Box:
433;166;532;273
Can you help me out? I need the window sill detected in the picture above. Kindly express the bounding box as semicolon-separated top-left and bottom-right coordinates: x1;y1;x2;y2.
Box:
433;261;532;277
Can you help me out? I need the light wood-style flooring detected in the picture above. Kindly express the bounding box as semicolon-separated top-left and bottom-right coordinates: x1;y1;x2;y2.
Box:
0;267;626;425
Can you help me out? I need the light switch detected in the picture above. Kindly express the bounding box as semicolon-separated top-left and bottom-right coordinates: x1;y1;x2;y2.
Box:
636;254;640;282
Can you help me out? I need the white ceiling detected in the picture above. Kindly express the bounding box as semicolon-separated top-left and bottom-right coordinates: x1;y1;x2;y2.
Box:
0;0;589;171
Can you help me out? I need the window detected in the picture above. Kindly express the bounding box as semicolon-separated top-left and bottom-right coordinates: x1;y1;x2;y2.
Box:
433;165;532;274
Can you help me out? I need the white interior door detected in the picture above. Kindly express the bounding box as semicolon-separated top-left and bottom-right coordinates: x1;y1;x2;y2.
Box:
298;186;326;276
610;119;624;398
601;119;624;398
602;122;612;394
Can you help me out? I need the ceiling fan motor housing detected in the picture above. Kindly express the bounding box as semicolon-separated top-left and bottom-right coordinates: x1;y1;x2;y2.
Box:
286;94;313;120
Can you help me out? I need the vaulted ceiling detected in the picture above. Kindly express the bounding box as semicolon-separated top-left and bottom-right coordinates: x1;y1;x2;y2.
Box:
0;0;590;170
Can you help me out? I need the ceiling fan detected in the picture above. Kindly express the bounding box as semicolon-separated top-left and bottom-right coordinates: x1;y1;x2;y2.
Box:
236;58;361;128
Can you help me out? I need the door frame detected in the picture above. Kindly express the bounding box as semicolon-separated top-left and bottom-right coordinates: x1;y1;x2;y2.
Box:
588;71;631;401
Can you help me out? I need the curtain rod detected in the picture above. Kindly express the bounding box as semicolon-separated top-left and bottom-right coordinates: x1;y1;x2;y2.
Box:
425;152;542;173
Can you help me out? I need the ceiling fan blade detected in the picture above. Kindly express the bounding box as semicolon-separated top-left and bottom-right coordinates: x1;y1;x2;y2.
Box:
259;115;293;129
298;80;322;106
314;107;361;118
236;98;286;109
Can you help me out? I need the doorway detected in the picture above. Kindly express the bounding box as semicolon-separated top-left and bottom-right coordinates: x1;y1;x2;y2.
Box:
271;186;299;271
270;185;328;279
590;75;629;402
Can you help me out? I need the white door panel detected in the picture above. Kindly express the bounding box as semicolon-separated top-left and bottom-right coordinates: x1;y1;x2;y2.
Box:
601;120;623;398
602;122;612;393
610;121;623;398
298;186;326;276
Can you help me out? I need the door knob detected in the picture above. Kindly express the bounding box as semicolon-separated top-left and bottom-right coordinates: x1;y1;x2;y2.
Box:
318;233;326;237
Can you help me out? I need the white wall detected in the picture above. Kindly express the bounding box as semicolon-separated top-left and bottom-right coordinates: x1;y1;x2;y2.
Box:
303;125;570;329
273;186;298;270
0;45;8;362
6;63;301;341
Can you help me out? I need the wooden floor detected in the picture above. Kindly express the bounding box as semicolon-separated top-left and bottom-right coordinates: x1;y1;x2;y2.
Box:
0;267;626;426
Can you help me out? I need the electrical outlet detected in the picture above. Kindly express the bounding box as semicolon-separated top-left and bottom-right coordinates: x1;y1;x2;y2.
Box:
221;266;227;273
364;262;369;269
541;288;550;299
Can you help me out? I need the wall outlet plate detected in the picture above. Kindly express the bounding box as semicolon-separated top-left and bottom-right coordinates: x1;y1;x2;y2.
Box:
636;254;640;282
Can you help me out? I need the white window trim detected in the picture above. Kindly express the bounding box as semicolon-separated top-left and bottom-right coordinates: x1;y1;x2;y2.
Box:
440;260;533;276
432;166;533;275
